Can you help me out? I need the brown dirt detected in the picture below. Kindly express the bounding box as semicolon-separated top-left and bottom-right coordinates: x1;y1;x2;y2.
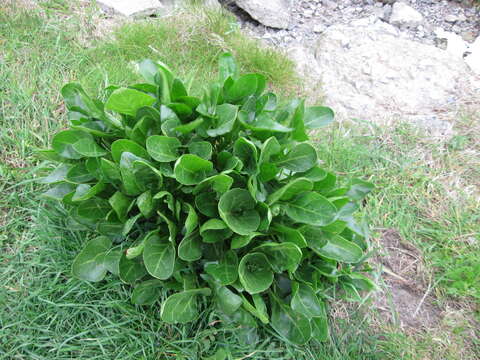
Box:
373;229;443;330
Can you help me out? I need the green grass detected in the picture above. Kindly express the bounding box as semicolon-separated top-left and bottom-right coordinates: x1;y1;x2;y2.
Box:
1;1;479;359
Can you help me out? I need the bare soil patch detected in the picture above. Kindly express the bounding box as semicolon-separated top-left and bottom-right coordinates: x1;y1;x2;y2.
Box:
373;229;443;330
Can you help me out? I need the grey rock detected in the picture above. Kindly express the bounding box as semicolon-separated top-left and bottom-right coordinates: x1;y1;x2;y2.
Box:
299;20;479;136
235;0;292;29
389;2;424;28
96;0;165;17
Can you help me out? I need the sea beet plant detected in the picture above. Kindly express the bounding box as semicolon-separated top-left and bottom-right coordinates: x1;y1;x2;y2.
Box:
40;54;375;345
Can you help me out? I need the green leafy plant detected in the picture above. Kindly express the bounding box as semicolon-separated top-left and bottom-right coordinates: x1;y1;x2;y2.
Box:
40;54;375;345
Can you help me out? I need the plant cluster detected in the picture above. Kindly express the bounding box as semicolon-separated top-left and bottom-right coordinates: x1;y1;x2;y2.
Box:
41;54;375;345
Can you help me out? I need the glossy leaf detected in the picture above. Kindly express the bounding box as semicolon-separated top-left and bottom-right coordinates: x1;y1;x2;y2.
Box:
131;279;163;305
71;236;111;282
238;253;273;294
146;135;181;162
174;154;213;185
304;106;334;129
285;192;337;226
143;234;176;279
315;235;363;263
254;242;302;273
218;188;260;236
205;250;238;285
178;231;202;261
200;219;232;243
275;143;317;172
160;288;211;323
105;87;156;116
270;294;312;345
111;139;149;163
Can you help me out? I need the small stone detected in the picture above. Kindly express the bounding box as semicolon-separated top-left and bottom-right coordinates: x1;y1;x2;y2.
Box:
313;24;324;33
389;2;424;28
445;14;459;23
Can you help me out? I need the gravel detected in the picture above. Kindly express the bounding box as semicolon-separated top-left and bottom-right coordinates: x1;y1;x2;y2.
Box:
219;0;480;47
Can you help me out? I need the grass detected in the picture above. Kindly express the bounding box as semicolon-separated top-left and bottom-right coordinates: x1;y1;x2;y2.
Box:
1;1;479;359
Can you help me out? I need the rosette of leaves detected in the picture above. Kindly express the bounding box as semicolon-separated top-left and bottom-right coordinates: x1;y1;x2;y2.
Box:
40;54;375;345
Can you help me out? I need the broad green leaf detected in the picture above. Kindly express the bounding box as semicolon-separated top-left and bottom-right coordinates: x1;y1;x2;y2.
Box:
157;211;178;242
253;242;302;273
238;252;273;294
270;294;312;345
275;143;317;173
77;197;110;219
171;78;188;100
52;130;92;159
72;182;106;202
219;52;237;82
346;273;377;292
188;141;212;160
122;213;142;236
225;73;258;102
66;163;94;183
160;288;211;324
105;87;156;116
240;293;269;324
146;135;181;162
290;99;308;141
205;250;238;285
230;232;262;250
183;203;198;235
71;236;111;282
272;224;307;248
315;235;363;263
174;154;213;185
259;136;281;164
314;171;336;193
131;279;163;305
39;164;69;184
109;191;131;222
143;234;175;279
311;315;328;342
100;158;121;182
174;117;204;134
299;225;328;253
178;231;202;261
119;253;147;284
193;174;233;195
285;192;337;226
111;139;149;163
304;106;334;129
233;137;258;174
347;178;374;201
267;178;313;204
291;282;325;318
137;190;154;218
195;192;218;217
297;166;327;182
241;112;292;134
216;285;242;315
102;249;122;275
85;157;102;179
42;183;75;201
119;152;143;196
218;188;260;236
207;103;238;137
200;219;232;243
72;138;107;157
61;83;103;118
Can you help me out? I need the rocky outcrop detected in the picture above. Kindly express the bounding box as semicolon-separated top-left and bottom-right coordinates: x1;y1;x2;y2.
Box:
235;0;291;29
293;20;479;136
